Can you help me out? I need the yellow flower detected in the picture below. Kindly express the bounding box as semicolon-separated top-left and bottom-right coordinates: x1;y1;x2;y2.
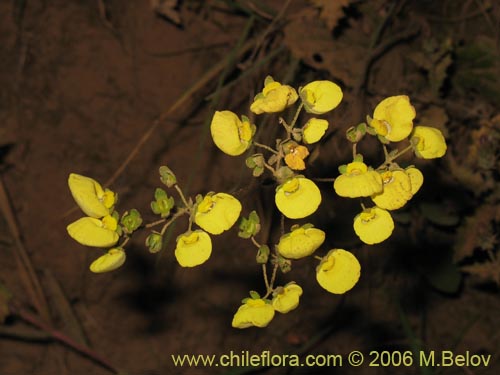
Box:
284;144;309;170
210;111;255;156
68;174;116;218
370;96;415;142
272;282;303;314
250;76;298;114
316;249;361;294
411;126;447;159
275;177;321;219
195;192;242;235
371;170;413;210
300;80;343;114
67;215;119;248
232;298;275;328
303;118;329;144
334;161;383;198
90;248;126;273
405;167;424;195
174;230;212;267
277;224;325;259
353;207;394;244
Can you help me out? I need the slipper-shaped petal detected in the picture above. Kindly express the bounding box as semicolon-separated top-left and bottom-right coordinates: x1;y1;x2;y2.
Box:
68;173;115;218
316;249;361;294
67;216;119;248
90;248;126;273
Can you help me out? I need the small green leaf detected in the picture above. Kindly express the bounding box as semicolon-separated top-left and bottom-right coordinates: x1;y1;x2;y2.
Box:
249;290;261;299
256;245;270;264
159;166;177;187
145;233;163;253
120;209;143;234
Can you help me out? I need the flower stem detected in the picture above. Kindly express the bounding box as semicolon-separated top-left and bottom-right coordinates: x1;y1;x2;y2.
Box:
263;161;276;174
254;142;279;155
289;102;304;129
262;264;270;291
263;263;279;298
160;209;187;235
250;236;260;248
145;218;166;228
174;184;191;210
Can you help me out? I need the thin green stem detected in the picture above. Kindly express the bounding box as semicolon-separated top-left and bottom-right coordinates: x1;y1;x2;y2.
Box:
118;236;130;248
377;143;415;169
145;218;166;228
174;184;191;210
263;161;276;174
251;236;261;248
352;143;358;159
314;255;323;261
262;264;270;292
160;209;187;235
289;102;304;129
254;142;279;155
263;263;279;298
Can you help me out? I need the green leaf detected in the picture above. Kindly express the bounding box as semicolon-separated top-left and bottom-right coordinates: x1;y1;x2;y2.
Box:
159;166;177;187
256;245;270;264
120;209;143;234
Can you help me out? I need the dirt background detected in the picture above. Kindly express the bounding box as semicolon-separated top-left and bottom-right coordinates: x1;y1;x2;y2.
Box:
0;0;499;374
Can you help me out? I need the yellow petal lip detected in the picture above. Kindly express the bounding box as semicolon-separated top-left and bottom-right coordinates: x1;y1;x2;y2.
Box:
232;298;275;328
175;230;212;267
195;193;242;235
405;167;424;195
303;118;329;144
371;170;412;210
68;174;115;218
372;95;415;142
272;282;303;314
90;248;126;273
275;177;321;219
210;111;254;156
316;249;361;294
411;126;447;159
67;217;119;248
250;78;298;115
284;145;309;171
353;207;394;244
334;162;383;198
300;80;343;114
277;225;325;259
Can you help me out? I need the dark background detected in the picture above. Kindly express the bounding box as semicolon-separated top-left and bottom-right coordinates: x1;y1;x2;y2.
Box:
0;1;499;374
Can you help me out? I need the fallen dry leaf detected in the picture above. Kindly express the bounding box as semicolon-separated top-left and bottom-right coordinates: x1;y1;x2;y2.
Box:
151;0;182;25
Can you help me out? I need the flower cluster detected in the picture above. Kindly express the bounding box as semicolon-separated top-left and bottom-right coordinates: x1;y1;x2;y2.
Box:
334;95;447;245
66;174;126;273
210;77;367;328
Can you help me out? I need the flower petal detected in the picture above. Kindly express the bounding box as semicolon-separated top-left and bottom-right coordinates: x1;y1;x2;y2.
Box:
210;111;254;156
275;177;321;219
334;162;383;198
195;193;242;235
272;283;303;314
405;167;424;195
371;170;413;210
303;118;329;144
277;225;325;259
67;217;119;248
90;248;126;273
232;298;275;328
316;249;361;294
372;95;415;142
411;126;447;159
175;230;212;267
300;81;343;114
68;174;114;218
353;207;394;244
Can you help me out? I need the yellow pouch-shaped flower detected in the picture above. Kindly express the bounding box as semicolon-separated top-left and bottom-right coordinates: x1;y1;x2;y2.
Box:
371;95;415;142
316;249;361;294
353;207;394;244
275;177;321;219
303;118;329;144
68;174;116;218
67;216;119;248
334;161;383;198
411;126;447;159
90;248;126;273
405;167;424;195
300;80;343;114
371;170;413;210
250;76;298;114
210;111;255;156
195;192;242;235
175;230;212;267
272;282;303;314
232;298;275;328
277;224;325;259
